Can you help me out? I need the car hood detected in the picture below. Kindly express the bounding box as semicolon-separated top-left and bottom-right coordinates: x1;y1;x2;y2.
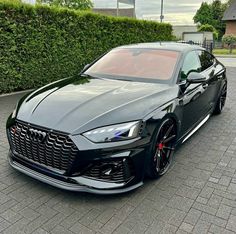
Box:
16;76;178;134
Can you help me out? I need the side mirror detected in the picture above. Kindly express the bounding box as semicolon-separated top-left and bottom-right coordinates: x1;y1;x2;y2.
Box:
187;72;206;83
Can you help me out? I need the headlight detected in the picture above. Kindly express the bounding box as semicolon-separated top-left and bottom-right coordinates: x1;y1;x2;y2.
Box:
83;121;140;143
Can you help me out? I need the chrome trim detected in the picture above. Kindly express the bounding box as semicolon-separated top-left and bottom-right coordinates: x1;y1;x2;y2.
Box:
9;154;142;194
182;114;210;143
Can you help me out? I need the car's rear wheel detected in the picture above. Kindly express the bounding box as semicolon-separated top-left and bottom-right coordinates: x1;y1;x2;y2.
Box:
213;83;227;115
146;118;177;179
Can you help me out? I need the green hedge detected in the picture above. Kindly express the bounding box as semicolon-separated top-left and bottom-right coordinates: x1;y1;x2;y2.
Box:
0;1;173;93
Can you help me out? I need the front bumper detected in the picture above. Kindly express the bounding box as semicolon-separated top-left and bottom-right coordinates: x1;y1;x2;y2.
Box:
7;119;153;194
9;153;143;194
8;147;146;194
9;151;143;194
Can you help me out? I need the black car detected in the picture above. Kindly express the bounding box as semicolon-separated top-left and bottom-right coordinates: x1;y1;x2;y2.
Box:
6;43;227;194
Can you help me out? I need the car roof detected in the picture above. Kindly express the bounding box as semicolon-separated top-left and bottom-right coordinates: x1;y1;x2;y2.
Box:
117;42;205;53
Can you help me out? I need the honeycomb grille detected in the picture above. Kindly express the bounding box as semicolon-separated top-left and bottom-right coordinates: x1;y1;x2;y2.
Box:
9;121;78;171
83;159;134;183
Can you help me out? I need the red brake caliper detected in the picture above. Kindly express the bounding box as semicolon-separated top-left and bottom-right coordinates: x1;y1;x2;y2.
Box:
157;142;164;150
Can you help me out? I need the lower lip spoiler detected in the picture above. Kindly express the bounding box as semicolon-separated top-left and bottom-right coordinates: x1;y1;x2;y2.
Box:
8;155;142;195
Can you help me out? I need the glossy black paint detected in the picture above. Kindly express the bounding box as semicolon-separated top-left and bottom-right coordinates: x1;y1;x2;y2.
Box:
6;43;227;194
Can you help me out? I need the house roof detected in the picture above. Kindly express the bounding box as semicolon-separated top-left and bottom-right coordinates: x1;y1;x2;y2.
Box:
223;0;236;21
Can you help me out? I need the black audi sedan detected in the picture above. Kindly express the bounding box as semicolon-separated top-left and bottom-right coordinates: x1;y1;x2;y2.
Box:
6;43;227;194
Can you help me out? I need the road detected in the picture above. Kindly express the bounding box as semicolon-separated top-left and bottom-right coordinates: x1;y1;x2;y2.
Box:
217;57;236;67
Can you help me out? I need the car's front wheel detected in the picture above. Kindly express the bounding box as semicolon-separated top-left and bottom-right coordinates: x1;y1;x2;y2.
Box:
146;118;177;179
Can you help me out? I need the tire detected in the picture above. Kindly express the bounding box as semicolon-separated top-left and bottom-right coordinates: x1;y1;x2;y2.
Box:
146;118;177;179
213;83;227;115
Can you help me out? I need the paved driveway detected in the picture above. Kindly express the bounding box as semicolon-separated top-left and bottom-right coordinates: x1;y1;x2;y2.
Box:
0;68;236;234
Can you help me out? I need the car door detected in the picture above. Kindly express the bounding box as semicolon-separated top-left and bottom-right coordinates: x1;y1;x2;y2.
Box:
178;50;210;136
196;50;222;111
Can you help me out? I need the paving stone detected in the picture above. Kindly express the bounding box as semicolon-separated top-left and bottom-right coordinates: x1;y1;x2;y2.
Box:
43;213;67;232
226;214;236;232
214;190;236;201
0;209;22;223
145;220;176;234
216;204;232;220
219;176;232;187
113;225;130;234
209;224;235;234
192;202;217;215
50;225;74;234
70;222;95;234
32;228;50;234
179;222;193;233
207;194;223;209
196;196;208;204
232;208;236;216
175;185;201;200
209;177;219;183
228;183;236;194
79;209;101;227
167;195;194;212
184;208;201;226
200;212;227;227
222;198;236;208
0;219;11;233
199;186;214;199
98;217;123;234
3;217;30;234
19;207;40;221
192;219;211;234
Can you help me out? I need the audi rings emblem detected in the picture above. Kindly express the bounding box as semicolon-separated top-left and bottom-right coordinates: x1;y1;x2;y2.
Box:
27;128;47;142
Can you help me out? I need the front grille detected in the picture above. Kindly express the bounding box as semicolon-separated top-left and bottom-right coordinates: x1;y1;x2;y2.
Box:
9;121;78;172
83;159;134;183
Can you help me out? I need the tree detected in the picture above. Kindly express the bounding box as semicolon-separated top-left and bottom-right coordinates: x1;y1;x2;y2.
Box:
193;2;212;26
211;0;226;38
193;0;226;39
198;24;218;40
37;0;93;10
222;35;236;54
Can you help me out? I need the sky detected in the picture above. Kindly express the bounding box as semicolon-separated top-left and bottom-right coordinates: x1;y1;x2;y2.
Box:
92;0;227;25
24;0;227;25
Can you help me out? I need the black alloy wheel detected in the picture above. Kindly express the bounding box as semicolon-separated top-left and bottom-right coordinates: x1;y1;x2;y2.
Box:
146;118;177;179
214;84;227;115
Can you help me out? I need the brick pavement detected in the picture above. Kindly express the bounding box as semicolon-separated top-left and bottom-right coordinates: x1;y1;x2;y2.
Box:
0;67;235;234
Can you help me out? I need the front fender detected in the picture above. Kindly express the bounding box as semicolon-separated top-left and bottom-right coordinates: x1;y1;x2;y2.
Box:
143;98;182;142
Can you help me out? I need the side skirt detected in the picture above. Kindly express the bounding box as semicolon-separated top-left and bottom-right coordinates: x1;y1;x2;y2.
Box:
181;114;211;143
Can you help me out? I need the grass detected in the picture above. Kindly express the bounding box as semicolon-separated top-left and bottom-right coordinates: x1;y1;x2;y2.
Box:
213;48;236;55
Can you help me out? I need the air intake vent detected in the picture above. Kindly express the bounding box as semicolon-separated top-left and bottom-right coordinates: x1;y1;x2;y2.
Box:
83;158;134;183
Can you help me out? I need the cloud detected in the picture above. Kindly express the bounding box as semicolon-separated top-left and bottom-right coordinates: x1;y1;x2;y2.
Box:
92;0;227;25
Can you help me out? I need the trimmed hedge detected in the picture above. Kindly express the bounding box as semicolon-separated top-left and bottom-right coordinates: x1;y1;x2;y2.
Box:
0;1;173;93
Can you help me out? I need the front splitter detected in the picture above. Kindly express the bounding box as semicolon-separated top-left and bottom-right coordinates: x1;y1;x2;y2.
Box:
8;154;143;195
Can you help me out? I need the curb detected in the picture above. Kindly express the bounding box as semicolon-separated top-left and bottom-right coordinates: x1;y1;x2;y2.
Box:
0;89;33;98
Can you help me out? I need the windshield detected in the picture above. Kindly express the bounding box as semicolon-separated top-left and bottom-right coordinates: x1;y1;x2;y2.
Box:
85;48;180;82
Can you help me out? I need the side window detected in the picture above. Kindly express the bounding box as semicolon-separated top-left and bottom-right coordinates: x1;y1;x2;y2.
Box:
197;50;214;71
181;51;201;80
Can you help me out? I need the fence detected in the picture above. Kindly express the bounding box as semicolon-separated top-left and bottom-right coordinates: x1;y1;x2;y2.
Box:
178;39;214;53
